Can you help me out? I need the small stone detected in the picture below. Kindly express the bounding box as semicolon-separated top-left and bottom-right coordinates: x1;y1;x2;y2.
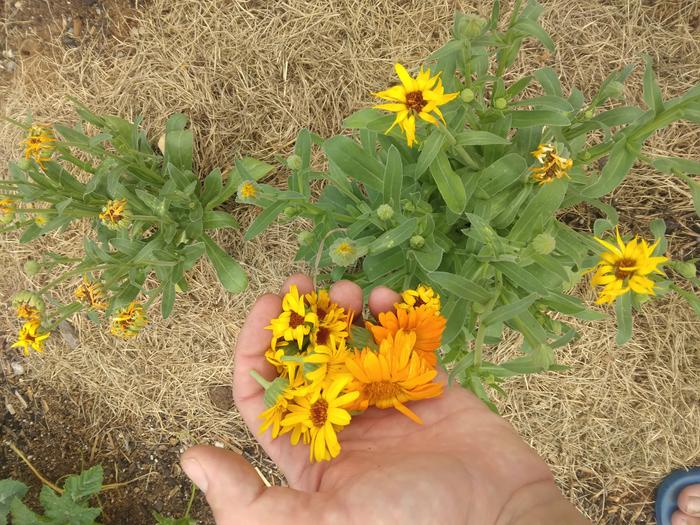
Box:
58;320;80;349
11;362;25;376
14;1;23;9
214;441;225;449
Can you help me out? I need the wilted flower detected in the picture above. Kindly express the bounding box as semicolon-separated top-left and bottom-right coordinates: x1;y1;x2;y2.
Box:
12;320;50;355
329;237;365;267
75;276;108;311
22;125;56;167
99;199;130;230
110;301;148;338
530;143;573;185
0;198;16;225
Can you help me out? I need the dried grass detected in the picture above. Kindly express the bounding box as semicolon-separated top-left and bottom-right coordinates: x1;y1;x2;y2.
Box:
1;0;699;523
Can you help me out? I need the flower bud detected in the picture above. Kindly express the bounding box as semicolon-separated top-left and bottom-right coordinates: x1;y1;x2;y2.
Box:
23;260;41;276
403;201;416;213
603;81;624;100
286;154;303;171
494;97;507;110
297;231;313;246
674;261;697;279
376;203;394;221
460;88;475;103
330;237;365;267
12;291;45;315
410;234;425;249
456;14;487;40
584;109;594;120
532;232;556;255
283;206;298;218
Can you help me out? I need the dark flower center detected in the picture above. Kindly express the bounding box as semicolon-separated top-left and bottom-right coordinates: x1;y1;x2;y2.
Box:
310;399;329;427
289;311;305;328
316;326;330;345
405;91;426;113
614;258;637;279
365;380;400;403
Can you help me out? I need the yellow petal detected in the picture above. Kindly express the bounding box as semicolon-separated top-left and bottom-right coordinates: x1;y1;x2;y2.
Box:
374;85;406;102
418;111;439;126
404;114;417;147
395;63;416;91
374;102;408;112
594;237;622;257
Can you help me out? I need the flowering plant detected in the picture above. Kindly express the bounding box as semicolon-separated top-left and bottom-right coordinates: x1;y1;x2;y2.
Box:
244;1;700;406
254;284;446;462
2;104;267;350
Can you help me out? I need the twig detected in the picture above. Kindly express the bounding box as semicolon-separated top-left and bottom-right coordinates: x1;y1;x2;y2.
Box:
5;441;63;494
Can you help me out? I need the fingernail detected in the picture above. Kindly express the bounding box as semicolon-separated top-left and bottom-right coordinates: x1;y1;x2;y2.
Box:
687;496;700;515
181;458;209;493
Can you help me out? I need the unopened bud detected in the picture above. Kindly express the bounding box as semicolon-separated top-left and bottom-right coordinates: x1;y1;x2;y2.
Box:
460;88;475;103
23;260;41;276
376;204;394;221
297;231;313;246
603;81;624;100
584;109;594;119
410;235;425;249
403;201;416;213
283;206;298;218
675;261;697;279
532;232;556;255
286;154;303;171
494;97;507;110
457;14;487;40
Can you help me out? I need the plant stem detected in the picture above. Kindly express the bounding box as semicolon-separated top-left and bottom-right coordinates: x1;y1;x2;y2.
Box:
46;302;84;331
249;369;272;390
5;441;64;494
184;483;197;516
438;125;480;170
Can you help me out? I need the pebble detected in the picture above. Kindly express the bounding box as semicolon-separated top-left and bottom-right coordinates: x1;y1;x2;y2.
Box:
10;362;25;376
214;441;225;449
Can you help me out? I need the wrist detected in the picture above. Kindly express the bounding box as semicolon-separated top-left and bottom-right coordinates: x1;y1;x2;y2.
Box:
496;479;591;525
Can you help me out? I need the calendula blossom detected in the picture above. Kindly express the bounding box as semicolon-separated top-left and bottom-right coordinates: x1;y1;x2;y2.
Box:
0;198;16;225
99;199;130;230
303;338;352;388
367;306;446;366
237;181;260;203
74;276;108;311
591;227;668;304
530;143;572;184
374;63;458;147
110;301;148;338
345;330;443;424
329;237;366;267
267;285;318;349
281;376;359;462
12;320;50;355
22;125;56;167
398;285;441;314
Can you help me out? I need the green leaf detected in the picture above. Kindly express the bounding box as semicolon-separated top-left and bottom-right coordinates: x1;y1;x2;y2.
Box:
244;201;287;240
161;280;176;319
200;168;223;208
428;271;492;303
430;151;467;214
203;234;248;293
478;153;527;196
39;485;101;525
349;325;378;352
165;113;188;132
203;210;240;230
509;95;573;112
383;145;403;207
642;55;664;115
0;480;28;522
493;262;548;295
165;130;193;172
368;218;417;254
510;110;570;127
514;18;555;51
415;128;446;177
342;108;395;132
482;293;539;325
591;106;645;127
362;248;405;281
324;136;384;191
9;498;42;525
63;465;103;502
453;130;511;146
652;156;700;175
533;67;563;96
614;292;633;345
583;139;641;198
411;239;444;272
153;512;197;525
509;179;567;241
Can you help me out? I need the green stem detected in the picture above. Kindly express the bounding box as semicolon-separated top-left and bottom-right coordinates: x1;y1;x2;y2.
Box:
46;302;84;331
438;125;480;170
472;317;488;370
184;483;197;517
249;369;272;390
39;263;103;294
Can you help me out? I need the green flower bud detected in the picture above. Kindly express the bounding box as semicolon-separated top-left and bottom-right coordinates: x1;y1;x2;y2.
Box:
460;88;475;103
286;154;303;171
603;81;624;99
580;151;592;161
12;291;45;315
283;206;298;218
456;14;487;40
584;109;594;120
494;97;507;110
376;204;394;221
330;237;366;267
403;201;416;213
532;232;556;255
472;302;486;314
23;260;41;276
674;261;697;279
297;231;313;246
410;234;425;249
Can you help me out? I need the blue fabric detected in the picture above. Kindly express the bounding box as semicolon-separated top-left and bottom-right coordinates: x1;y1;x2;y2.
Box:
655;467;700;525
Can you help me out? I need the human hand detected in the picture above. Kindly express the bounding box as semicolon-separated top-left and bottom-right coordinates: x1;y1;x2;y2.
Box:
181;274;590;525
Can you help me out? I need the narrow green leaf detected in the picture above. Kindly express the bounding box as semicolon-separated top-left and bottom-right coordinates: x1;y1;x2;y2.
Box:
583;139;641;198
161;281;176;319
383;145;403;207
478;153;527;196
244;201;287;240
592;106;645;127
369;217;417;254
493;262;548;295
415;128;445;177
165;129;193;172
428;271;492;303
430;151;467;214
533;67;563;96
203;234;248;293
482;293;539;325
509;95;573;112
324;136;383;191
200;169;223;208
514;18;555;51
509;179;567;241
454;130;511;146
342;108;395;132
203;210;240;230
510;110;570;127
614;292;633;345
643;55;664;115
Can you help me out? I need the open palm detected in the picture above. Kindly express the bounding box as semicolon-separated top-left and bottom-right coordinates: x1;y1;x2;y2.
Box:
182;274;589;525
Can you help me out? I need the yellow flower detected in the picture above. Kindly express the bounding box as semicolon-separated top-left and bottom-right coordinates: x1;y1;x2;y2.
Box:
0;198;16;224
22;125;56;167
16;302;41;321
74;276;108;311
237;181;259;203
591;227;668;304
529;143;573;184
281;375;359;462
398;285;441;314
110;301;148;338
12;320;50;355
99;199;130;230
374;64;459;147
34;215;48;226
259;395;289;439
267;285;318;349
303;338;352;388
366;307;446;367
345;330;443;424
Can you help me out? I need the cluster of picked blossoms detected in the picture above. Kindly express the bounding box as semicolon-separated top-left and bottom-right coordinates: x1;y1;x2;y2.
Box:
254;284;446;462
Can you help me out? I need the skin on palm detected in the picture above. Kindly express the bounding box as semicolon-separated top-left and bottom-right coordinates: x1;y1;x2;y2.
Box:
183;274;590;525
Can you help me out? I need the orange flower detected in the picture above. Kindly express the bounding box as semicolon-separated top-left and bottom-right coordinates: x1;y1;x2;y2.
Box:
345;330;443;424
366;307;446;366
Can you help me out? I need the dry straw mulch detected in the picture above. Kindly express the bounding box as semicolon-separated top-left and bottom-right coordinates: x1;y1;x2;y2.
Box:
1;1;699;523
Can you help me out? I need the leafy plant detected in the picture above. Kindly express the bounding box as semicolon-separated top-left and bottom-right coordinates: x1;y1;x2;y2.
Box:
244;0;700;407
2;103;272;344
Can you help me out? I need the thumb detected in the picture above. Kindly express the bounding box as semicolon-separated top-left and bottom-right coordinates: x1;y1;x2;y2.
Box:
181;445;317;524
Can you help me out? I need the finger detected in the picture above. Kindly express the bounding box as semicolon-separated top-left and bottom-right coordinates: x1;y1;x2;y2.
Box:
233;294;281;428
672;510;700;525
281;273;314;295
679;484;700;517
329;280;363;321
368;286;401;317
181;446;316;524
